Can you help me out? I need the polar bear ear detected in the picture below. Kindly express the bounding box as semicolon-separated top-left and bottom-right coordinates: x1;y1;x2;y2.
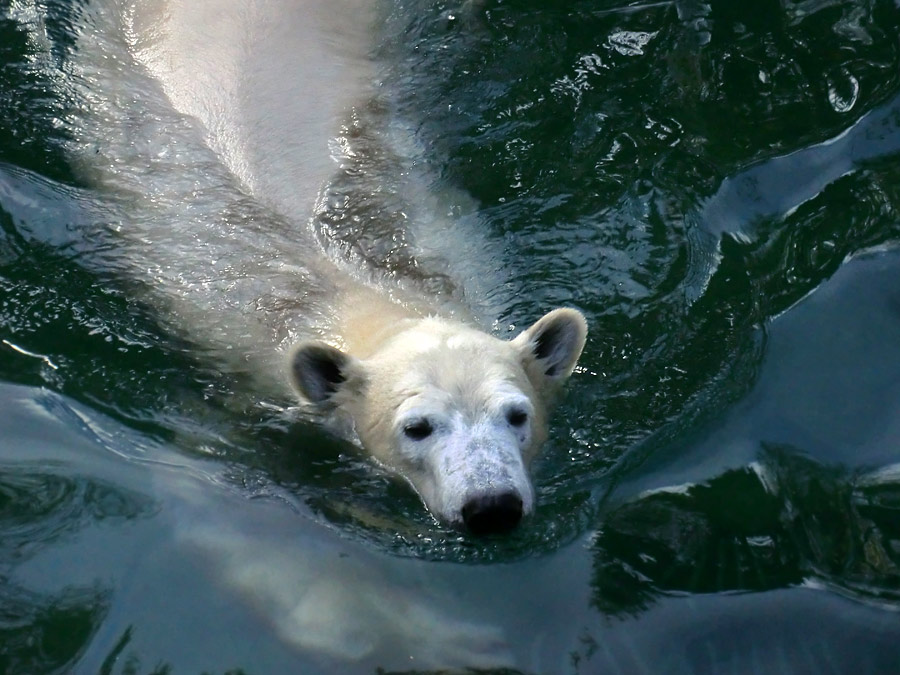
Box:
290;342;363;405
513;308;587;384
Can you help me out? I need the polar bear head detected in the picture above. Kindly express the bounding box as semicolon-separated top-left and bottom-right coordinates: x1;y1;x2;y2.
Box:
290;308;587;534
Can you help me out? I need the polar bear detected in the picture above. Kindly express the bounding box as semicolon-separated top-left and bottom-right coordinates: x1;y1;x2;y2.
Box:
59;0;587;534
291;307;586;533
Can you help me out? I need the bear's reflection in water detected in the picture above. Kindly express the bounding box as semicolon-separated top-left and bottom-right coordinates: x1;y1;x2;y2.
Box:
174;485;516;670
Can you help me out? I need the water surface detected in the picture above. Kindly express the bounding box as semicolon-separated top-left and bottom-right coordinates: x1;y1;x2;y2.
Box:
2;0;900;673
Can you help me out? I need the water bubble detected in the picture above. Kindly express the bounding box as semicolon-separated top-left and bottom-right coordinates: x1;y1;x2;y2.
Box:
607;31;658;57
827;70;859;113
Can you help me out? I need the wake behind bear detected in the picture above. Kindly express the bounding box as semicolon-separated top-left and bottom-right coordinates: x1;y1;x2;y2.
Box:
67;0;587;534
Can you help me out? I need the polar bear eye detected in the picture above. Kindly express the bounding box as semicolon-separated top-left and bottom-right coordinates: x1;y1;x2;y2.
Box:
403;419;434;441
506;408;528;427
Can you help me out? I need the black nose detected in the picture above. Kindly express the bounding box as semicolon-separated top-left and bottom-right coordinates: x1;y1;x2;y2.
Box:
461;492;523;535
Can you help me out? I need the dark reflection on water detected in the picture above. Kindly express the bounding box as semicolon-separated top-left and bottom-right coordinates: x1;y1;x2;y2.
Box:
593;445;900;615
0;467;155;675
93;626;249;675
0;581;111;675
0;469;156;565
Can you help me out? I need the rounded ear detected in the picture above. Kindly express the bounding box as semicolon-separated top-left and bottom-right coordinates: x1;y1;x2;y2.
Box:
512;308;587;383
289;341;362;405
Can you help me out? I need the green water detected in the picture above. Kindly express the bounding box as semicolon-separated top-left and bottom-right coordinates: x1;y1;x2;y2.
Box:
2;0;900;673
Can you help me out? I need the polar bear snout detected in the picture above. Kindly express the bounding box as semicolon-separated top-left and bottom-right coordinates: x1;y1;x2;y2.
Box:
461;491;524;535
418;422;536;534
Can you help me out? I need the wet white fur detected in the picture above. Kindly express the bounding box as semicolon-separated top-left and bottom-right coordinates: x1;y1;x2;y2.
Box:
294;310;587;525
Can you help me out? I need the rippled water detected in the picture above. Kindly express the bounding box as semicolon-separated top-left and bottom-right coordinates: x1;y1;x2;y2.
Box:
2;0;900;673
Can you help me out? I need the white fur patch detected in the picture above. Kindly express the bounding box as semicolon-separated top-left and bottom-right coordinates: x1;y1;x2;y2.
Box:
446;333;480;351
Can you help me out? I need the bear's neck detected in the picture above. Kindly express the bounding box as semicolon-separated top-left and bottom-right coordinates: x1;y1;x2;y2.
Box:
336;289;424;359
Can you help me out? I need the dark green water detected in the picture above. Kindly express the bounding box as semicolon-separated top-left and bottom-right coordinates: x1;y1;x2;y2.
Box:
2;0;900;673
